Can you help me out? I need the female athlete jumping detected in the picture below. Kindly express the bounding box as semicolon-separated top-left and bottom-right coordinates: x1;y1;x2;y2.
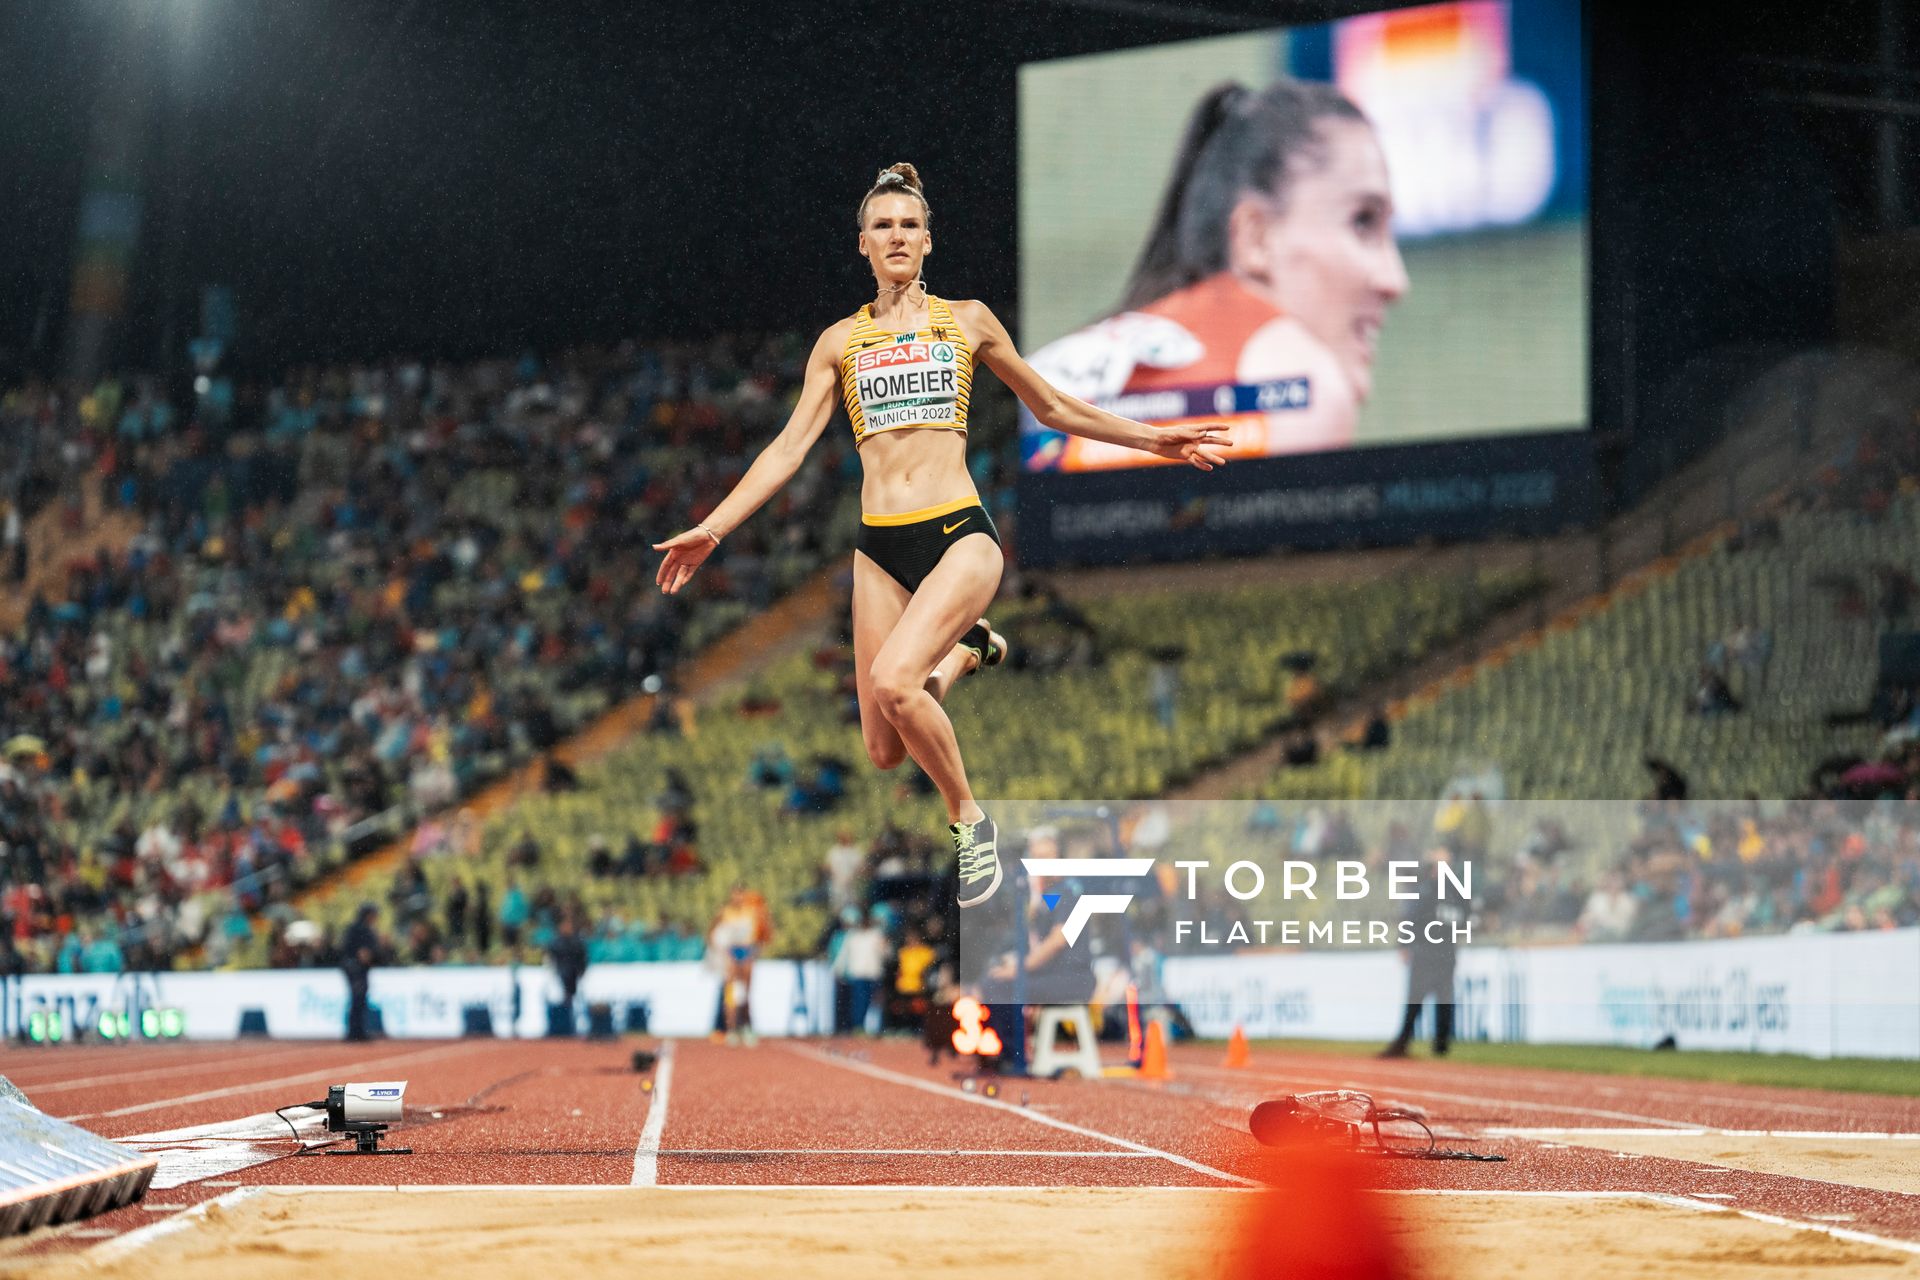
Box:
654;163;1229;908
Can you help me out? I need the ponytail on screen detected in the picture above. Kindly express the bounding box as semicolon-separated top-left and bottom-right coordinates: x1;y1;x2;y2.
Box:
1118;79;1365;312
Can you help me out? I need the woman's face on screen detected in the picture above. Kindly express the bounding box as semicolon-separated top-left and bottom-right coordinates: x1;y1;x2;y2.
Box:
1231;117;1409;401
859;193;931;290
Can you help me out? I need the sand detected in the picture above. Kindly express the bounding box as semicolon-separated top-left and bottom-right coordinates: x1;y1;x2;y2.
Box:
1557;1135;1920;1196
10;1186;1919;1280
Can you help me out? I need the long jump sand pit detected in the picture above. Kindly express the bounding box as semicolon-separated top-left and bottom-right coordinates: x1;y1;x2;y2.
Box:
1558;1134;1920;1196
22;1186;1920;1280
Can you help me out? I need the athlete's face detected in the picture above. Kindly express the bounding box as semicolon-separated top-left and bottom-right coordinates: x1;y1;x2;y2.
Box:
859;193;932;290
1228;118;1409;401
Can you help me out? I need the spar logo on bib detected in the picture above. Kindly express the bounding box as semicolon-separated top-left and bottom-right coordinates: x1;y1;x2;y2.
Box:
855;339;963;433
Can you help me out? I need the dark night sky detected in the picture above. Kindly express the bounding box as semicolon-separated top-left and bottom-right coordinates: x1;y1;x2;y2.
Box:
0;0;1908;377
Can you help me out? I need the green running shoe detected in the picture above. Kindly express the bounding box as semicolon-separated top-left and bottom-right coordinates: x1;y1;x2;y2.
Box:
952;812;1002;908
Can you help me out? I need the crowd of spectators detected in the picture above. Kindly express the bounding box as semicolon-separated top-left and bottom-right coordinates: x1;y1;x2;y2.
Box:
1;334;851;975
1490;800;1920;943
1038;798;1920;959
255;870;712;972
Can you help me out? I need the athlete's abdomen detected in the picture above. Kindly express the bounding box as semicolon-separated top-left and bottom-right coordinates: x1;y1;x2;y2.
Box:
853;426;975;516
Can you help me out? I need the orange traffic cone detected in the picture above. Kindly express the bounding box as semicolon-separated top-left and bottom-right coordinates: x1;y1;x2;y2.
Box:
1224;1024;1250;1069
1139;1020;1172;1081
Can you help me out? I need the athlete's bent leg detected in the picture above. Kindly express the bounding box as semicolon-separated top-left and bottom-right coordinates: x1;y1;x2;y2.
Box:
869;535;1006;906
867;533;1004;823
924;644;979;704
925;619;1006;702
852;550;912;771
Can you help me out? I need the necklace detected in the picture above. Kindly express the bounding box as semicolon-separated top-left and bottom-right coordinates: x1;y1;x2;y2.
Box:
876;276;927;307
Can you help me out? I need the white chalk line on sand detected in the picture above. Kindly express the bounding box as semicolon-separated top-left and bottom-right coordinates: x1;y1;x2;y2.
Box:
629;1039;676;1186
59;1041;481;1123
782;1043;1258;1187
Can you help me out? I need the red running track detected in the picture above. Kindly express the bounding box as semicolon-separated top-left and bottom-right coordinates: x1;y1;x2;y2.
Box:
2;1036;1918;1256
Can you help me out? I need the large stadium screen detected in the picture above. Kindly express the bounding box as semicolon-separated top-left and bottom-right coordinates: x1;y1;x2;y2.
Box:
1018;0;1587;473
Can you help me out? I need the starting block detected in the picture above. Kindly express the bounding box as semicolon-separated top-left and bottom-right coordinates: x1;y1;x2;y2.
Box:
0;1079;156;1234
1029;1005;1103;1080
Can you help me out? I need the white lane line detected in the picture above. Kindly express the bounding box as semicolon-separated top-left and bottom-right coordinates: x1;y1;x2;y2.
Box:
1484;1126;1707;1137
60;1042;477;1123
1251;1057;1902;1122
236;1183;1264;1194
1706;1130;1920;1140
13;1047;316;1096
1519;1130;1920;1199
1184;1062;1708;1130
1486;1127;1920;1140
119;1108;332;1189
784;1044;1257;1187
629;1040;676;1186
655;1149;1165;1158
1388;1189;1675;1197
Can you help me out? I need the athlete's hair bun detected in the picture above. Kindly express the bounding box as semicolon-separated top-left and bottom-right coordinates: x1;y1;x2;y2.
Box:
874;162;924;194
858;162;931;228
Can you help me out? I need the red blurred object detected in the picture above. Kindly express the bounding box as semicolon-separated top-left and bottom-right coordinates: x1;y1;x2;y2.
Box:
1223;1145;1410;1280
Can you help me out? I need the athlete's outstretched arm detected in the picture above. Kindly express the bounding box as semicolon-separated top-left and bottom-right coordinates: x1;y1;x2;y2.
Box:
954;300;1229;470
653;325;845;595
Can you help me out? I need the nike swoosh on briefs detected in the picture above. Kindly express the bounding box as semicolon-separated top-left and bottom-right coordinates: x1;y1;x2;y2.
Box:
942;518;971;534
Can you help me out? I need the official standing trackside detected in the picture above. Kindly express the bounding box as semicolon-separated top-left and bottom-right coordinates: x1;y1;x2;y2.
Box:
341;903;381;1042
549;915;589;1036
1379;843;1468;1058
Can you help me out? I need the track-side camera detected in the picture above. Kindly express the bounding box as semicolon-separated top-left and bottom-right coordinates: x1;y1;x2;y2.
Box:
324;1081;411;1155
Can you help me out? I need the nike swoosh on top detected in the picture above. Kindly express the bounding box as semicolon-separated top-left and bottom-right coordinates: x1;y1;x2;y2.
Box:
942;518;971;535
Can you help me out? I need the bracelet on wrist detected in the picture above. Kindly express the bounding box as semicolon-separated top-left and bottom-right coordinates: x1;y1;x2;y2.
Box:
696;524;722;546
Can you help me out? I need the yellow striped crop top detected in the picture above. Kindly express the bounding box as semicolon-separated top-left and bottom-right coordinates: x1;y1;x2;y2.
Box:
839;294;974;446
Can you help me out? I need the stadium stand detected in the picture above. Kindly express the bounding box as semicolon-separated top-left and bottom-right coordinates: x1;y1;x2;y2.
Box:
1219;412;1920;950
0;337;858;974
1263;415;1920;804
10;362;1915;972
257;564;1539;965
